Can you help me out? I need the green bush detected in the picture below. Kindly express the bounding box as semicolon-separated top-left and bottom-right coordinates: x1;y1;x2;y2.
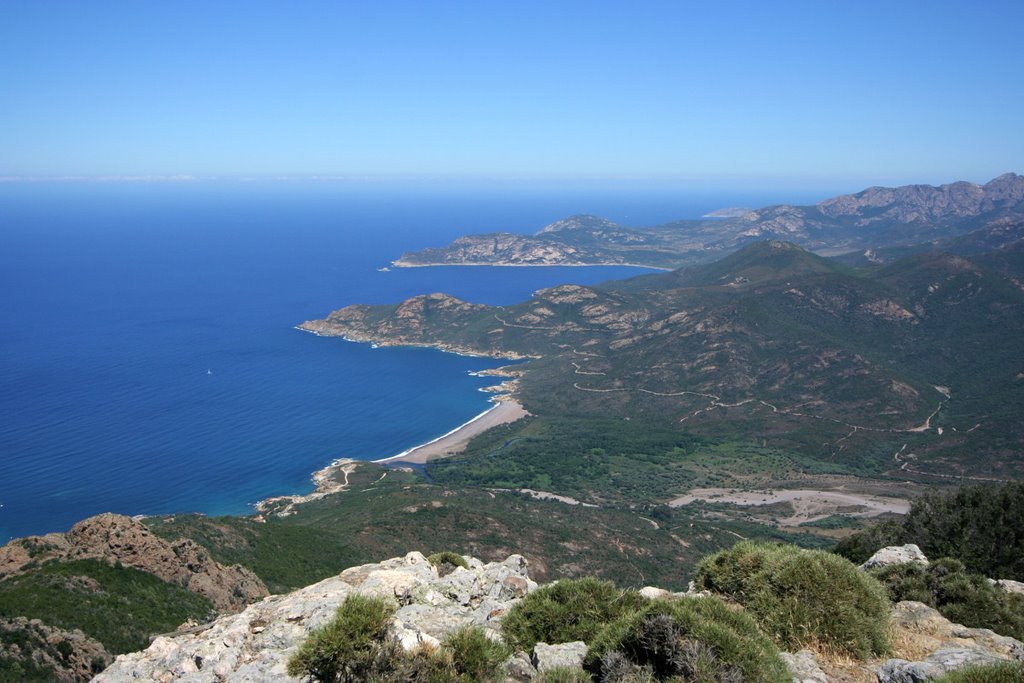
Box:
286;594;398;682
443;625;510;681
501;577;650;651
931;661;1024;683
872;558;1024;640
427;551;469;577
584;596;790;683
534;666;593;682
695;541;890;658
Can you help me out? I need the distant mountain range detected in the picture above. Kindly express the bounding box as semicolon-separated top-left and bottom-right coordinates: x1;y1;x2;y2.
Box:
394;173;1024;269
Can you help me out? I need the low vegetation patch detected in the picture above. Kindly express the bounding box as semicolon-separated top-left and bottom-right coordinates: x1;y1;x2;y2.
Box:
0;559;213;654
534;667;593;683
799;514;864;530
871;558;1024;640
695;541;890;658
287;595;509;683
427;551;469;577
501;577;650;651
931;661;1024;683
584;596;790;683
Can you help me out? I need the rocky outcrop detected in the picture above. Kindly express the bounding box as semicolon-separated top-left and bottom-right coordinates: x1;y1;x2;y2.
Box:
94;552;537;683
0;514;267;612
780;650;828;683
0;617;111;682
533;641;587;672
90;547;1024;683
863;545;1024;681
994;579;1024;594
859;544;929;570
876;601;1024;681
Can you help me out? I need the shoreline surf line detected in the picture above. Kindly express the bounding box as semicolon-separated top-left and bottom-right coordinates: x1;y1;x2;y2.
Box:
375;398;529;465
253;398;528;517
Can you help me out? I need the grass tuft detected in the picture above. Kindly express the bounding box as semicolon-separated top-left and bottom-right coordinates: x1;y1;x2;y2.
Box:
427;551;469;577
931;661;1024;683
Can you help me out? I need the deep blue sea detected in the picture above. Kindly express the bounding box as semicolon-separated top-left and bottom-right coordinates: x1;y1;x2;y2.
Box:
0;181;832;541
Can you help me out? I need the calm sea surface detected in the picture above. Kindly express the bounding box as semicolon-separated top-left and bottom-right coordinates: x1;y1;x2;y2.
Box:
0;181;829;540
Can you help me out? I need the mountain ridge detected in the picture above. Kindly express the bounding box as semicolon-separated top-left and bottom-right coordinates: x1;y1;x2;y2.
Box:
394;174;1024;269
305;239;1024;478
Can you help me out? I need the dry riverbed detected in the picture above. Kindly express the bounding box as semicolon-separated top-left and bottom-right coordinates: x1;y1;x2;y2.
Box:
669;487;911;526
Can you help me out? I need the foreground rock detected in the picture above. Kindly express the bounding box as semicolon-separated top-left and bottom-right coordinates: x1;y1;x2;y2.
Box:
859;543;929;571
94;552;537;683
780;650;828;683
91;547;1024;682
0;513;267;612
875;601;1024;682
533;641;587;673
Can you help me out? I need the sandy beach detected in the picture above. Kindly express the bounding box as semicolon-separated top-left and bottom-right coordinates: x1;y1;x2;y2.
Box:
376;398;529;464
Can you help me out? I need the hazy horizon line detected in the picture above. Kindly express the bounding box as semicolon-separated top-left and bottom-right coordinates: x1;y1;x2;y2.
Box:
1;171;1016;188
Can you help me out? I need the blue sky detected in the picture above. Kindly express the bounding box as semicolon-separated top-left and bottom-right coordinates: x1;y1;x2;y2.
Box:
1;1;1021;185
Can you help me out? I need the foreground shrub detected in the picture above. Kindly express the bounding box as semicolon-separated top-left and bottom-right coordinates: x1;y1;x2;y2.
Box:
695;541;890;658
427;551;469;577
872;558;1024;640
286;594;398;682
501;577;650;651
931;661;1024;683
443;625;510;681
584;596;790;683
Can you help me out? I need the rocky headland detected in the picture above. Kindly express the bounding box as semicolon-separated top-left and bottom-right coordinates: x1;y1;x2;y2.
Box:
0;513;267;612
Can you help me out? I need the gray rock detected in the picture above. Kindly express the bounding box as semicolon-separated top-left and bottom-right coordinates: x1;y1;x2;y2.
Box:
860;544;929;570
780;649;828;683
994;579;1024;594
878;648;1009;682
533;641;587;673
504;651;538;682
877;659;942;683
639;586;673;600
876;601;1024;682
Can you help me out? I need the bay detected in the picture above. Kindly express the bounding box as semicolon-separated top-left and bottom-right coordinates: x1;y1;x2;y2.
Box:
0;181;827;541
